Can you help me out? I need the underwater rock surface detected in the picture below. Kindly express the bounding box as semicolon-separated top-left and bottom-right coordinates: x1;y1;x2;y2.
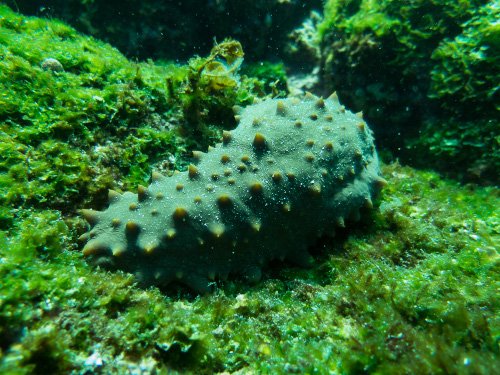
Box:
81;94;385;292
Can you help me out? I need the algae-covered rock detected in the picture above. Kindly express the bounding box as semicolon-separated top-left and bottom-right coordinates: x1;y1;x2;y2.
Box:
318;0;498;183
2;163;498;374
413;2;499;183
0;3;179;219
0;4;279;227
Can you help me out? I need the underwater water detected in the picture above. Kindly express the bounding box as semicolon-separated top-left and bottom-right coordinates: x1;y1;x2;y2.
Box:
0;1;498;373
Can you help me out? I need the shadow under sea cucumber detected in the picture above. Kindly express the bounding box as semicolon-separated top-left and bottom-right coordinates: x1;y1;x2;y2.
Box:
80;93;386;293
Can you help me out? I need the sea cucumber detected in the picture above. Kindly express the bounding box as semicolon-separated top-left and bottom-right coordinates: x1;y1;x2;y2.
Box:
80;93;386;292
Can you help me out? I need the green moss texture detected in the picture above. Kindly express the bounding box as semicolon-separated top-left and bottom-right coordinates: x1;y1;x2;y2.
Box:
0;5;285;225
2;162;498;373
0;4;498;374
319;0;499;184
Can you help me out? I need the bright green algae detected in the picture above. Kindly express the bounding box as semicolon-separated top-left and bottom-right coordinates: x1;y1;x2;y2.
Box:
1;164;498;373
0;5;285;227
0;5;498;374
0;4;178;226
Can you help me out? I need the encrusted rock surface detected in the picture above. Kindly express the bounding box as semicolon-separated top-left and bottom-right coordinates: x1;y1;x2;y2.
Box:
81;94;385;292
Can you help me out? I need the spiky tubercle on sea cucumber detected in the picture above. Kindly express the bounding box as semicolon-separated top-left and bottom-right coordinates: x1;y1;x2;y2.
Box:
80;93;386;292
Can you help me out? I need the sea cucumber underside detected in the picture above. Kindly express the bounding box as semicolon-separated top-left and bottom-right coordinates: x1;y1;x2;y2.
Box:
80;93;386;292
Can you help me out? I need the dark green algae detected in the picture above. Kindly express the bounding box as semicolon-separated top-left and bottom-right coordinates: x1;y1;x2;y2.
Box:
318;0;499;184
0;5;498;374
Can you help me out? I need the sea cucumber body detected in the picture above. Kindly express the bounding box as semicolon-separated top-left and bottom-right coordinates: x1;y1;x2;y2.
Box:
81;94;385;292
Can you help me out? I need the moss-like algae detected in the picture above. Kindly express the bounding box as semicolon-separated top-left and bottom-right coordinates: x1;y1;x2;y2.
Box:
412;2;499;183
318;0;499;184
1;163;498;373
0;5;278;226
0;5;498;374
0;4;178;222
